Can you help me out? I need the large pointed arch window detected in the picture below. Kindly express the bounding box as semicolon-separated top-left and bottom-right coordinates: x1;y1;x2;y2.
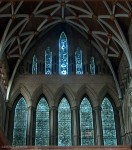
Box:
101;97;117;145
75;47;83;75
59;32;68;75
80;97;94;145
90;56;95;75
12;97;27;146
45;46;52;75
58;97;71;146
32;55;38;74
35;97;49;146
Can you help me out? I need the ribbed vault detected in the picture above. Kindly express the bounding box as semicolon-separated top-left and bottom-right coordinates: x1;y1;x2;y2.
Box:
0;0;132;99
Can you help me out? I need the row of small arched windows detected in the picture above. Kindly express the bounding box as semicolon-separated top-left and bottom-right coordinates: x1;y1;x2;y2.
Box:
32;32;96;75
12;96;117;146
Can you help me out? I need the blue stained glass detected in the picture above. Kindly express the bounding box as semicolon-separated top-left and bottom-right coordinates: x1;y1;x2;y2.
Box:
75;47;83;75
58;97;71;146
35;97;49;146
45;47;52;75
80;97;94;145
90;56;95;75
12;97;27;146
59;32;68;75
32;55;38;74
101;97;117;145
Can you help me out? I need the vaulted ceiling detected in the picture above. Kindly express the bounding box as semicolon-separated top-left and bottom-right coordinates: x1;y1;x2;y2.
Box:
0;0;132;99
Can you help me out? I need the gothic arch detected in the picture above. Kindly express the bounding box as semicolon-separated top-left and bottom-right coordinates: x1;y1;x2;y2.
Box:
8;84;31;108
54;84;75;107
32;84;54;107
76;84;98;107
98;84;119;107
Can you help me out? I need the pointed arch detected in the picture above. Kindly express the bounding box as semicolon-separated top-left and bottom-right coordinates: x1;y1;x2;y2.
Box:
54;84;75;107
101;97;117;145
9;84;31;108
80;97;94;145
76;84;97;107
58;97;71;146
98;84;119;107
59;32;68;75
32;84;53;107
12;97;27;146
35;97;49;146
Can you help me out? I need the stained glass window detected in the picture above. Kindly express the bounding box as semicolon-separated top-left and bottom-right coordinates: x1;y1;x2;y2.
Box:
101;97;117;145
12;97;27;146
90;56;95;75
59;32;68;75
35;97;49;146
75;47;83;75
80;97;94;145
58;97;71;146
45;46;52;75
32;55;38;74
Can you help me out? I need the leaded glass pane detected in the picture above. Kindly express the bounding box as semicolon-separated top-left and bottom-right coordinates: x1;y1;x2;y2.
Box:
80;97;94;145
59;32;68;75
101;97;117;145
12;97;27;146
35;97;49;146
90;56;95;75
32;55;38;74
45;46;52;75
58;97;71;146
75;47;83;75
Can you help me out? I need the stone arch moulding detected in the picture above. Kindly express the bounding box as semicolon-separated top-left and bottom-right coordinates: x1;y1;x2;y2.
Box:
75;84;98;108
54;84;75;108
8;84;32;108
32;84;54;108
98;84;119;107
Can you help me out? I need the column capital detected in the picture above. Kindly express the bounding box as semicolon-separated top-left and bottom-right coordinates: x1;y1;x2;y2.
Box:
71;106;79;111
49;106;58;110
27;106;36;111
93;106;101;111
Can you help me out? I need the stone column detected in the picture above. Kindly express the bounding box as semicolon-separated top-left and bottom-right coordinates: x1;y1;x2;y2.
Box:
4;105;12;137
27;106;36;145
118;106;125;144
71;106;80;146
49;106;58;146
93;106;103;145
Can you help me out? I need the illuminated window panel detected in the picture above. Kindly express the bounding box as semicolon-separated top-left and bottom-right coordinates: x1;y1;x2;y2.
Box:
45;46;52;75
80;97;94;145
58;97;71;146
90;56;95;75
75;47;83;75
12;97;27;146
59;32;68;75
101;97;117;145
35;97;49;146
32;55;38;74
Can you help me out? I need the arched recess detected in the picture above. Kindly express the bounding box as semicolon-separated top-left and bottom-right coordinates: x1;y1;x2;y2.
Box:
54;84;75;107
76;84;98;107
32;84;54;107
98;84;120;107
8;84;31;108
99;86;122;145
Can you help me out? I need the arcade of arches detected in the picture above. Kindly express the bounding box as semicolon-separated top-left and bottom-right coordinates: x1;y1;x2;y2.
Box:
0;0;132;149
